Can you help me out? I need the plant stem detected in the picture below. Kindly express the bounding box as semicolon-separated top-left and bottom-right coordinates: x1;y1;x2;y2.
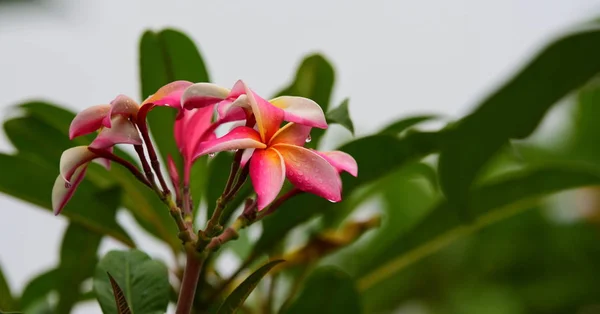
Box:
134;144;156;186
88;147;152;188
137;119;171;195
176;252;204;314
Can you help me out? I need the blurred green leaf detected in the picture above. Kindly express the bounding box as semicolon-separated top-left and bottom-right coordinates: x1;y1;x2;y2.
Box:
19;269;60;310
358;164;600;292
254;131;443;254
94;250;170;314
217;259;284;314
55;223;104;314
326;98;354;135
281;267;361;314
275;54;335;148
107;273;132;314
568;79;600;164
0;262;16;311
0;153;133;246
438;25;600;212
205;152;234;219
378;114;439;135
140;28;210;173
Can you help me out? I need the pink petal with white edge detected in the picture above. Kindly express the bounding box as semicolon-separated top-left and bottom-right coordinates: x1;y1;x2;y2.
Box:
240;148;254;168
193;126;266;159
103;95;140;128
69;104;111;139
90;116;143;149
53;164;89;215
143;80;193;109
175;106;215;158
313;150;358;177
270;96;328;129
273;144;342;202
93;146;114;170
241;83;284;142
182;82;231;109
250;148;286;210
269;123;312;146
60;146;96;182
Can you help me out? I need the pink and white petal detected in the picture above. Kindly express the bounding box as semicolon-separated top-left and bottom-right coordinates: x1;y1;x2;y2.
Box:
269;123;312;146
93;146;113;170
218;94;249;118
184;105;216;155
142;80;193;108
240;148;254;168
273;144;342;202
90;116;143;149
193;126;266;159
69;104;111;139
59;146;96;182
313;150;358;177
52;164;89;215
182;82;231;109
103;95;140;127
250;148;286;210
270;96;328;129
229;80;247;97
243;84;284;142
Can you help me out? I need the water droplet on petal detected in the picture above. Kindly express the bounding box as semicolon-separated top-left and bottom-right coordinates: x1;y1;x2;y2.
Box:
328;199;338;203
230;149;238;152
305;135;312;143
209;153;216;158
64;182;72;189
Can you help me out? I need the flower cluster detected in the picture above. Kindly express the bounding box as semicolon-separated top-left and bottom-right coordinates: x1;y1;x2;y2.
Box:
52;79;357;215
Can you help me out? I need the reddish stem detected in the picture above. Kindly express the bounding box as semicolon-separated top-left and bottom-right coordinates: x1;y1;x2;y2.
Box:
88;147;152;188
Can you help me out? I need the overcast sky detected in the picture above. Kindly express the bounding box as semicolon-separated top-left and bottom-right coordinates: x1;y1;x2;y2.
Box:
1;0;599;313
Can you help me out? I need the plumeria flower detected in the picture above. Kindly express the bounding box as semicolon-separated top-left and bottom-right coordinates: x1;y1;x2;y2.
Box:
181;80;328;130
193;86;357;210
52;95;143;215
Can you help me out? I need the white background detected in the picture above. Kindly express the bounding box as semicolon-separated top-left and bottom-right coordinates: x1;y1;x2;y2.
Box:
1;0;599;313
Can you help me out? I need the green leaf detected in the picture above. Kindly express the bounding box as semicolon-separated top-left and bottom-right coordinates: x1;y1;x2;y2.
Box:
205;152;234;219
275;54;335;148
0;153;133;246
217;259;284;314
140;28;210;172
438;25;600;211
281;267;361;314
108;273;133;314
94;249;170;314
254;131;443;254
0;262;16;311
326;98;354;134
358;164;600;292
19;269;60;310
378;114;439;135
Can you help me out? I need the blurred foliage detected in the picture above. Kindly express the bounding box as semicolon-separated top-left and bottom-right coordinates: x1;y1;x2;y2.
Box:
2;22;600;314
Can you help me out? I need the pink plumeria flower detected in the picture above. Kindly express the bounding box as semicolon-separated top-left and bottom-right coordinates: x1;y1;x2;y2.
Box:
194;87;357;210
181;80;328;130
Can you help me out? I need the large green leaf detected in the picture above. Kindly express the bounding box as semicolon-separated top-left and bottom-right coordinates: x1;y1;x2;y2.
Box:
0;262;16;312
326;98;354;135
0;153;133;246
55;223;104;314
107;272;133;314
14;101;180;251
438;25;600;212
140;28;210;172
358;164;600;293
254;131;442;254
274;54;335;148
94;250;170;314
281;267;361;314
19;268;60;310
217;259;284;314
377;114;439;135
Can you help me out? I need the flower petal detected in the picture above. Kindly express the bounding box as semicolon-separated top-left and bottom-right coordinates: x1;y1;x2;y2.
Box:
94;146;113;170
52;164;88;215
143;80;193;108
250;148;286;210
175;105;216;159
313;150;358;177
103;95;140;128
182;82;231;109
69;104;111;139
240;148;254;168
193;126;266;159
270;96;328;129
90;116;143;149
273;144;342;202
269;123;312;146
60;146;96;182
236;82;284;142
167;154;180;188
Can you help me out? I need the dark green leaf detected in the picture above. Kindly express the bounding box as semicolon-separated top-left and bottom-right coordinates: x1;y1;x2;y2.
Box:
254;131;443;254
358;164;600;292
205;152;234;219
19;269;60;310
217;259;284;314
282;267;361;314
0;262;16;311
274;54;335;148
94;249;170;314
140;28;210;173
108;273;132;314
0;153;133;246
326;98;354;134
438;25;600;211
378;114;439;135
